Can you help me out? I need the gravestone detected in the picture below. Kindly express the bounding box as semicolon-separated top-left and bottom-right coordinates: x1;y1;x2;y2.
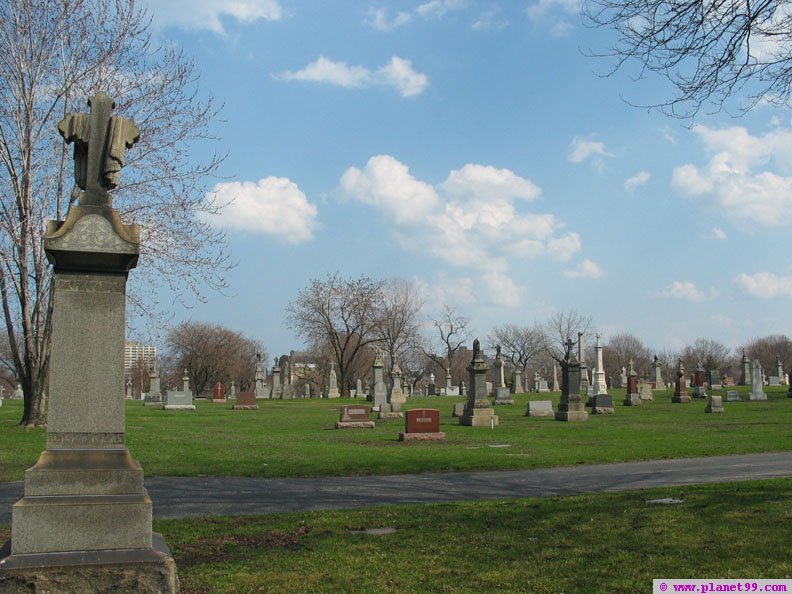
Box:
460;381;467;397
335;405;375;429
525;400;554;417
591;393;614;414
0;92;177;591
555;338;588;422
590;334;608;397
212;382;225;403
692;362;707;399
459;339;499;427
551;361;559;391
672;360;691;403
388;364;406;412
12;383;23;399
233;391;258;410
445;367;453;392
125;377;133;400
427;373;436;396
493;386;514;405
725;390;741;401
578;332;590;396
144;365;163;407
749;359;767;400
356;378;364;399
165;370;195;410
493;346;506;389
623;359;641;406
705;394;724;413
651;356;663;390
707;369;722;389
768;376;781;386
511;369;523;394
452;402;465;417
327;364;340;398
534;372;549;393
776;355;785;385
638;381;654;401
304;383;311;398
739;349;750;386
254;354;268;399
371;351;388;409
618;366;627;388
271;359;282;399
399;408;445;441
230;380;236;399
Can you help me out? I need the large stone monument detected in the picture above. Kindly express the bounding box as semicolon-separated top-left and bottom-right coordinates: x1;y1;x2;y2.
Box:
651;355;663;390
511;369;523;394
492;346;513;405
739;349;750;386
144;365;163;407
692;362;708;399
672;360;691;403
577;332;590;396
590;334;608;396
555;339;588;422
622;359;641;406
749;359;767;400
370;350;388;409
0;93;178;591
459;339;499;427
776;355;785;385
327;363;341;398
164;370;195;410
254;354;268;399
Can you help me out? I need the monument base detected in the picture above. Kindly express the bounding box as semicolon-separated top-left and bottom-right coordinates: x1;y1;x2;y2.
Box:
492;398;514;406
749;393;767;400
399;432;446;442
692;388;707;399
671;395;691;403
211;399;226;404
622;395;641;406
0;533;178;594
459;405;498;427
334;421;375;429
163;405;195;410
555;402;588;422
232;404;258;410
378;412;404;420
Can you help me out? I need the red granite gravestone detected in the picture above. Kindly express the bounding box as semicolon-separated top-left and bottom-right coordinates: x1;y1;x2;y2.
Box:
335;404;375;429
233;391;258;410
212;382;225;403
399;408;445;442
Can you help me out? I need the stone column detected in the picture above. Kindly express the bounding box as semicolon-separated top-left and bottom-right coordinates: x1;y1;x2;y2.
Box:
692;362;707;399
327;364;340;398
254;357;268;399
371;352;388;408
651;356;663;389
511;370;523;394
739;350;750;386
622;359;641;406
460;339;499;427
556;339;588;422
672;360;691;403
271;360;281;399
0;93;176;591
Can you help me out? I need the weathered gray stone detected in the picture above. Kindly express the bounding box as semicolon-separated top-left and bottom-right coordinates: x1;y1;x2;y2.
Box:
493;386;514;405
371;351;388;408
525;400;554;417
705;395;724;413
749;360;767;400
327;364;340;398
556;338;588;422
459;339;498;427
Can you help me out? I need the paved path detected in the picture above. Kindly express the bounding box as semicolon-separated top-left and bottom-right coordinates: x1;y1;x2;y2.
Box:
2;452;791;523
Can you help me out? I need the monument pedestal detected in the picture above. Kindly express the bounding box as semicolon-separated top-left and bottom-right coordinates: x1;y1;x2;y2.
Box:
554;402;588;422
459;402;499;426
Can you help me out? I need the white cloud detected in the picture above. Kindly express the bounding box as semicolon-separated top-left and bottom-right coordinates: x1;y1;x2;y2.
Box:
416;0;467;18
672;124;792;227
563;259;603;279
202;177;318;243
472;8;508;31
339;155;442;224
276;55;428;97
364;8;413;31
568;136;612;163
146;0;282;33
623;171;651;193
338;155;581;275
736;272;792;298
712;227;728;240
658;281;713;302
526;0;581;35
376;57;429;97
441;164;541;201
484;271;523;306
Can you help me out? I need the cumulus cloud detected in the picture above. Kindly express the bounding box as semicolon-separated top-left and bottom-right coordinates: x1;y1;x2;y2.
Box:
417;0;467;18
736;272;792;298
712;227;728;240
146;0;282;33
563;259;603;279
364;8;413;31
658;281;715;302
526;0;581;35
485;271;523;307
202;177;318;244
472;8;509;31
276;55;428;97
338;155;582;286
624;171;651;193
568;136;612;164
672;124;792;227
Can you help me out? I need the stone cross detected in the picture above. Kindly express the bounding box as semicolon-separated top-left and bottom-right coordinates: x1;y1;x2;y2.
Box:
58;92;140;207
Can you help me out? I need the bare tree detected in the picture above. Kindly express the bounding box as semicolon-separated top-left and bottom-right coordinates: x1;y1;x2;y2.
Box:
378;278;425;369
604;333;652;379
0;0;229;425
419;304;472;385
741;335;792;373
585;0;792;116
163;322;264;397
542;310;593;363
285;273;386;397
487;323;544;374
681;338;731;372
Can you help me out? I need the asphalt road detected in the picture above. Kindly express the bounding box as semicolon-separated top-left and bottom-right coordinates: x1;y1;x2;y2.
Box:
1;452;791;524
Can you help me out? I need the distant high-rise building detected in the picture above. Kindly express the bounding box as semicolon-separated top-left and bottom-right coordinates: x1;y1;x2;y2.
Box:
124;341;157;373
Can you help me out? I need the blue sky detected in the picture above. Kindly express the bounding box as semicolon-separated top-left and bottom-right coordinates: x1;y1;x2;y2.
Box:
139;0;792;357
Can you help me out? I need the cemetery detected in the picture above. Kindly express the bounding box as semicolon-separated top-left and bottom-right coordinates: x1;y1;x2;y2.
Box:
3;3;792;592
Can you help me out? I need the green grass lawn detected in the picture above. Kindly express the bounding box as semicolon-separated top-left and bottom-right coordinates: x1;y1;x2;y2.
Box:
1;386;791;482
130;478;792;593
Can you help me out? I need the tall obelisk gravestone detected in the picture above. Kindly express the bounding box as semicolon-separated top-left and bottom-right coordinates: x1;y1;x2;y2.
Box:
0;93;178;592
